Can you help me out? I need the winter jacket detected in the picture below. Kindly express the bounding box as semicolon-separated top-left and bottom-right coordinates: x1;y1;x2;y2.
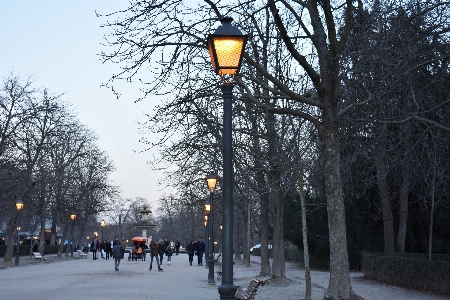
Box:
150;240;159;256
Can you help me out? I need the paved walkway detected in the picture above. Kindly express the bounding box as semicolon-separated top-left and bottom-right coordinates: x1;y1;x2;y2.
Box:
0;253;448;300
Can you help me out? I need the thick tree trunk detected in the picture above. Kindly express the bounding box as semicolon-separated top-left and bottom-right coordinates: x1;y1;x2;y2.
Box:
3;212;18;262
375;126;395;256
397;156;411;253
57;220;69;258
269;170;285;278
234;212;242;262
39;216;46;254
322;107;353;299
242;201;250;267
267;111;285;278
50;221;57;246
259;192;271;276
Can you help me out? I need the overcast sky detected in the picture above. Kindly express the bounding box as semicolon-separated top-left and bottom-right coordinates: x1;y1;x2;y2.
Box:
0;0;169;212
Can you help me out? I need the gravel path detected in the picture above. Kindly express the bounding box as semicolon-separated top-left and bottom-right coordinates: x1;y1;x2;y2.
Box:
0;253;447;300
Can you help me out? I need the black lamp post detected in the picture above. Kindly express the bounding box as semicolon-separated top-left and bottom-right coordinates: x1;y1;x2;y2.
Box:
100;219;105;242
15;199;24;266
206;171;218;283
207;17;247;299
70;214;76;257
204;214;209;268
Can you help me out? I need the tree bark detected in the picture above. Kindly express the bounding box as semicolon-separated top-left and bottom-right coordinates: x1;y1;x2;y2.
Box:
3;211;18;262
234;212;242;262
242;201;250;267
374;126;395;256
267;111;285;278
50;221;57;246
397;155;411;253
57;219;69;258
259;192;271;276
323;107;353;299
299;169;311;300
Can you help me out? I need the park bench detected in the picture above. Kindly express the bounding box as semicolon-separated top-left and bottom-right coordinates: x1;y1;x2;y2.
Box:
234;278;264;300
77;250;88;258
213;253;221;265
216;268;222;280
32;252;47;263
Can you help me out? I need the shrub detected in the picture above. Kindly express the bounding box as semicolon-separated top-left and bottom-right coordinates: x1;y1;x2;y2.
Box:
362;252;450;296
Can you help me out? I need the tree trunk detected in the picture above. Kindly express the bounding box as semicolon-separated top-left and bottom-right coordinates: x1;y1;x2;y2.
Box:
267;111;285;278
234;212;242;262
242;201;250;267
259;192;271;276
397;155;411;253
299;169;311;300
3;212;18;262
375;126;395;256
57;220;69;258
39;216;46;255
429;194;435;261
50;221;57;246
322;107;353;299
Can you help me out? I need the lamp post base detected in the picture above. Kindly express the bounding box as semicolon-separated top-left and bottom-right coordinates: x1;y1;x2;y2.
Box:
218;284;237;299
208;255;215;284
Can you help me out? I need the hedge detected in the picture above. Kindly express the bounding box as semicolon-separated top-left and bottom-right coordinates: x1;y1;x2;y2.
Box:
362;252;450;296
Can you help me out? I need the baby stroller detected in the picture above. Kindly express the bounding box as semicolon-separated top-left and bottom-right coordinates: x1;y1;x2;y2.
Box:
128;237;147;261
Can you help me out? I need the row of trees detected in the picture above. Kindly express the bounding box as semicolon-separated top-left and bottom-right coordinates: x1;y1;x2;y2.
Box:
0;74;119;260
99;1;450;299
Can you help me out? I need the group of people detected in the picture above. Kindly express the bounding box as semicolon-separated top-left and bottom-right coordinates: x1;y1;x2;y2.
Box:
147;237;205;271
90;237;126;271
89;236;207;272
187;237;206;266
88;237;125;260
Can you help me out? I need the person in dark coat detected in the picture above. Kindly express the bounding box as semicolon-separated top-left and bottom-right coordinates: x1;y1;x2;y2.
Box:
166;245;174;265
175;240;181;255
113;243;122;271
91;237;100;260
105;239;111;260
187;240;195;266
194;236;206;266
157;239;165;265
149;239;163;271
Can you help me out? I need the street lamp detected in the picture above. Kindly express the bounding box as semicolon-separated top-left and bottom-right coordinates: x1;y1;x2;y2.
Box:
70;214;76;258
15;199;24;266
206;171;218;283
207;16;247;299
100;219;105;242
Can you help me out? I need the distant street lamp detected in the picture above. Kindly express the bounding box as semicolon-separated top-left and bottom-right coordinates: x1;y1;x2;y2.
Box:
70;214;76;258
15;199;24;266
207;16;247;299
206;171;218;283
100;219;106;242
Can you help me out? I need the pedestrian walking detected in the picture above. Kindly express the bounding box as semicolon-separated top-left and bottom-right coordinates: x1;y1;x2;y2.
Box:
187;240;195;266
113;243;122;271
120;237;127;259
175;240;181;255
194;236;205;266
91;237;100;260
149;239;163;271
105;239;111;260
100;240;105;259
166;245;174;265
157;239;165;265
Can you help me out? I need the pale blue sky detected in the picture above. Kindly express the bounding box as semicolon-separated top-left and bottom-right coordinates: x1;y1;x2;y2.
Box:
0;0;165;209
